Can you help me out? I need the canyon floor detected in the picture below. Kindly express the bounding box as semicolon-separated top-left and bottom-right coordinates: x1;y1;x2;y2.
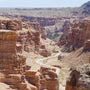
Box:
22;45;90;90
21;42;71;90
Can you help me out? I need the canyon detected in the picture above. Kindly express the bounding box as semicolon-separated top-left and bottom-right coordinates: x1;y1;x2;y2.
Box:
0;18;89;90
0;0;89;42
0;1;90;90
59;20;90;52
1;0;90;41
0;18;61;90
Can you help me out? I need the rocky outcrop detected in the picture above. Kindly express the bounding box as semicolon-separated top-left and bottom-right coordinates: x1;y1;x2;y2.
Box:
0;19;59;90
66;64;90;90
24;22;47;40
58;55;62;60
25;66;59;90
40;45;45;49
83;39;90;51
17;30;40;53
59;20;90;52
0;30;52;90
0;20;22;30
0;30;31;90
40;66;59;90
0;30;19;70
0;19;47;54
39;49;51;57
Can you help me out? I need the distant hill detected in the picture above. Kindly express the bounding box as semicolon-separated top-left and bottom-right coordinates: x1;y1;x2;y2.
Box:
79;1;90;16
0;1;89;17
0;8;76;18
0;1;90;41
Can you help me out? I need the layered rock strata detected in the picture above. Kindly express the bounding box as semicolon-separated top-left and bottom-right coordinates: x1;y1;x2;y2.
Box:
17;30;40;53
59;20;90;52
0;30;30;90
16;21;47;53
39;49;51;57
23;22;47;40
26;66;59;90
83;39;90;51
0;20;58;90
0;20;22;30
0;19;47;53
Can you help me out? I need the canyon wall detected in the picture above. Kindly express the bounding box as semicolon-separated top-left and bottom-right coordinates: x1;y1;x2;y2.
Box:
59;20;90;52
0;14;81;41
0;19;59;90
0;19;47;53
0;30;31;90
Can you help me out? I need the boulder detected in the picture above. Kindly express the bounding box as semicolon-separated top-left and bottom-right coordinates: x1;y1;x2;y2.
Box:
40;45;45;49
58;55;62;60
65;64;90;90
39;49;51;57
83;39;90;51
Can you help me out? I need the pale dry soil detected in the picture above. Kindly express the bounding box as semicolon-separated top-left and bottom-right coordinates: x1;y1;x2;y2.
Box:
40;52;70;90
22;39;71;90
24;39;71;90
62;47;90;66
0;83;16;90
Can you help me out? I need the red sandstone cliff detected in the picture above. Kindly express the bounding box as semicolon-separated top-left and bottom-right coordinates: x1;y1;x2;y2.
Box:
0;19;47;54
0;30;31;90
0;19;59;90
59;20;90;52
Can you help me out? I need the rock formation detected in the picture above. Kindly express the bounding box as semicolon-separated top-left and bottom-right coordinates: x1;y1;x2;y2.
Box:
23;22;47;39
0;19;47;54
26;66;59;90
39;49;51;57
66;64;90;90
40;66;59;90
0;19;59;90
59;20;90;52
0;30;31;90
1;14;82;41
58;55;62;60
0;20;22;30
83;39;90;51
17;30;40;53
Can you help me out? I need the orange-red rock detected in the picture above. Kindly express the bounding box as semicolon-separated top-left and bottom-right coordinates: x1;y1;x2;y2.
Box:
39;49;51;57
59;20;90;52
0;30;31;90
83;39;90;51
0;20;22;30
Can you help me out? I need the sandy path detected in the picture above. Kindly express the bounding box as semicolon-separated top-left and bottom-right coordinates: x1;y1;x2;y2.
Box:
36;52;65;90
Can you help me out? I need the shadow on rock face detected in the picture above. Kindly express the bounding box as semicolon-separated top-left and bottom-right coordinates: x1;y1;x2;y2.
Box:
66;64;90;90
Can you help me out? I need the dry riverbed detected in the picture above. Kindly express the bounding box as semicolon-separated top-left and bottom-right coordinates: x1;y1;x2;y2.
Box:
36;52;70;90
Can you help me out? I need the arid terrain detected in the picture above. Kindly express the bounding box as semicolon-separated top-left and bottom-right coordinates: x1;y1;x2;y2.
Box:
0;1;90;41
0;1;90;90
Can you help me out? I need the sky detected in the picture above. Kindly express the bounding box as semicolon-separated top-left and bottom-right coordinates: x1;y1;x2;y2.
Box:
0;0;89;8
